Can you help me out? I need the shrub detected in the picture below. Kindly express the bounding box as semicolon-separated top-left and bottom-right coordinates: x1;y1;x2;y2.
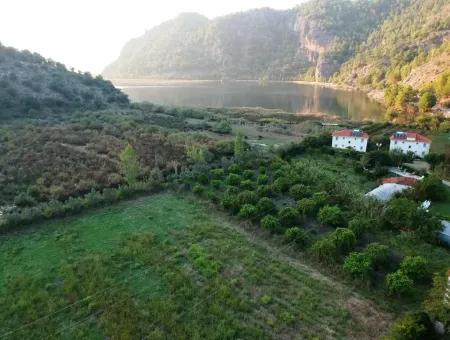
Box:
197;173;209;185
387;312;436;340
256;174;269;185
312;237;337;263
297;198;316;217
424;271;450;324
399;256;428;281
242;170;254;180
237;190;258;205
14;193;37;207
240;179;255;190
365;243;389;267
256;185;272;197
348;216;373;236
412;175;447;202
256;197;275;214
211;179;222;189
343;252;373;279
333;228;356;254
278;207;298;227
272;177;290;193
225;185;240;194
222;194;240;213
192;184;205;195
311;191;329;208
317;205;345;227
261;215;281;233
289;184;311;200
284;227;309;248
225;173;241;186
386;270;413;296
238;204;258;219
210;168;225;179
206;191;219;203
228;164;240;174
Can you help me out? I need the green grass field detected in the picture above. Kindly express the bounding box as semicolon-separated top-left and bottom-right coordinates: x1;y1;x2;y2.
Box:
0;193;390;339
431;132;450;154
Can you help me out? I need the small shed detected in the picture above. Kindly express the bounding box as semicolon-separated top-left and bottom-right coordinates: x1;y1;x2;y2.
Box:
440;220;450;247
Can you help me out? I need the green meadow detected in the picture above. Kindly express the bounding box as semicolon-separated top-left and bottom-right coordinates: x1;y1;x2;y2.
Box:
0;193;389;339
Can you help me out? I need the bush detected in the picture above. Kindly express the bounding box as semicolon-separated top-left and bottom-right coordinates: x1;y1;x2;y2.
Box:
256;197;275;214
272;177;290;193
192;184;205;195
386;270;413;296
228;164;240;174
317;205;345;227
261;215;281;233
242;170;254;180
312;237;337;263
284;227;309;248
343;252;373;279
237;190;258;205
240;179;255;190
297;198;316;217
256;174;269;185
365;243;389;267
399;256;428;281
225;173;241;186
238;204;258;219
387;312;436;340
222;194;240;213
412;175;447;202
333;228;356;254
348;216;373;236
278;207;298;227
311;191;329;208
289;184;311;200
210;168;225;179
256;185;272;197
211;179;222;189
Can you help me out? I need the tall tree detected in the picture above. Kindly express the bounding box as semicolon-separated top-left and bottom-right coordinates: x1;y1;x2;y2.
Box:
119;144;140;185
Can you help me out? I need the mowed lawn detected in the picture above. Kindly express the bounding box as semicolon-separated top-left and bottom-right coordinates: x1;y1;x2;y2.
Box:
0;193;390;339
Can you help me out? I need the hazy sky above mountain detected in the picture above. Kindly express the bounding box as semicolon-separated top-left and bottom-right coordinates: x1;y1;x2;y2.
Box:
1;0;302;74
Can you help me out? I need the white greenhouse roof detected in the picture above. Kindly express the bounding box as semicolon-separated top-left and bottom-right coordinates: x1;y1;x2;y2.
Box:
365;183;410;202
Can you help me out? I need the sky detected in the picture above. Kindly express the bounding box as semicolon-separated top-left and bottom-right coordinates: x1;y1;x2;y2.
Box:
1;0;302;74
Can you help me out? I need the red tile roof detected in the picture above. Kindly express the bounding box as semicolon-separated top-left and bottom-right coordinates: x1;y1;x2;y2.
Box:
382;177;418;186
390;132;431;144
332;129;369;139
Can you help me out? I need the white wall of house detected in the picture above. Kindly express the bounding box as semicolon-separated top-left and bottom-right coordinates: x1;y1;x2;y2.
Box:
389;140;431;158
332;136;368;152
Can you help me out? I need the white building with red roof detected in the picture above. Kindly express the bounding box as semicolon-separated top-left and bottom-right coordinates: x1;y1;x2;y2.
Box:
389;132;431;158
332;129;369;152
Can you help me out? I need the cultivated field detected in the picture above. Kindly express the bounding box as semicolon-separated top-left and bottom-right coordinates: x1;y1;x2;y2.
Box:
0;193;391;339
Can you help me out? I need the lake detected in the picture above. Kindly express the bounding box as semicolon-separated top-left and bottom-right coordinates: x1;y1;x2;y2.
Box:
120;81;384;121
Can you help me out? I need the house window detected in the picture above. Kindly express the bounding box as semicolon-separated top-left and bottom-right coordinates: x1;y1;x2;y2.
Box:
395;141;397;145
423;143;426;147
408;145;411;149
348;141;351;144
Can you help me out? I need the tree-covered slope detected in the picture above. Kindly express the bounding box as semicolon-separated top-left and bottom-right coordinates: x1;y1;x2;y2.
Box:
0;43;129;118
334;0;450;90
103;1;399;81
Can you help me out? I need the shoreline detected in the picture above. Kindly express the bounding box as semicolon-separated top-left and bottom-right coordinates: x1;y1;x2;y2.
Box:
109;78;357;91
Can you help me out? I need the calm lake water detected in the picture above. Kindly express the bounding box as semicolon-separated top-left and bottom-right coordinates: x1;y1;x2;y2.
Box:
121;81;384;121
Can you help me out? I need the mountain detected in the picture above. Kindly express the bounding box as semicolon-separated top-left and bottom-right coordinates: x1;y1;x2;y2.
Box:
334;0;450;91
103;0;399;81
0;43;129;118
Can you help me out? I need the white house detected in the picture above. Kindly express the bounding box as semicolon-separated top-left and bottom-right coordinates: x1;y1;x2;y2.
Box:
389;132;431;158
332;129;369;152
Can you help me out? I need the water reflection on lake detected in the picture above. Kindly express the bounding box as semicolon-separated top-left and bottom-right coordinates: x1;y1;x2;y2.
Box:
120;81;384;121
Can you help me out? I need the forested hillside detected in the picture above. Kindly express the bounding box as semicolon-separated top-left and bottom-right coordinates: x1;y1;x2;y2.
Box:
335;0;450;90
103;0;399;81
0;43;128;118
